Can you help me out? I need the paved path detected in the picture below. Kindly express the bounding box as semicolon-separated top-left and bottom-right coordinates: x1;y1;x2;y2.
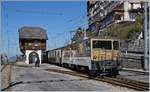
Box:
10;63;132;91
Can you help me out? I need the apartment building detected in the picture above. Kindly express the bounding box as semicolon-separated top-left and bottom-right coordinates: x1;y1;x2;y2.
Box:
87;1;144;32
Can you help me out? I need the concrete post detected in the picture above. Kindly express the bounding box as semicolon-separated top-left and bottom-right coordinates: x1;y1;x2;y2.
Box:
124;1;130;21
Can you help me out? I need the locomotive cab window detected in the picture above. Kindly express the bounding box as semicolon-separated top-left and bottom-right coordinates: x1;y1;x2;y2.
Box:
113;41;119;50
92;40;112;50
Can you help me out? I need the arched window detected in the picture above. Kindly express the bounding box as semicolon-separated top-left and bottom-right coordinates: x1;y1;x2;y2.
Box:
34;40;39;46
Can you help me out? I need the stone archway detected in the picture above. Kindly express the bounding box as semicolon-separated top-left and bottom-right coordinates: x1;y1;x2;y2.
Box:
28;52;39;64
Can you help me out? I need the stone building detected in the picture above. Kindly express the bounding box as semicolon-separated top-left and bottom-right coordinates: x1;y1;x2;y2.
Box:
19;26;48;64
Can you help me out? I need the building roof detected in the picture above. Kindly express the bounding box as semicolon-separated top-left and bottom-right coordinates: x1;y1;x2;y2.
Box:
19;26;48;40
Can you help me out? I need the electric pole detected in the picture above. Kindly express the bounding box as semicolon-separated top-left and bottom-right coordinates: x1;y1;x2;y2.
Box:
144;2;148;70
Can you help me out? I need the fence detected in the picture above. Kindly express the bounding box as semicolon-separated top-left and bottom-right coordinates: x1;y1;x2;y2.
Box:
120;50;149;70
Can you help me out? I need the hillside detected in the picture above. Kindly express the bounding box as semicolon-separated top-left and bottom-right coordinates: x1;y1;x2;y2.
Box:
99;15;143;40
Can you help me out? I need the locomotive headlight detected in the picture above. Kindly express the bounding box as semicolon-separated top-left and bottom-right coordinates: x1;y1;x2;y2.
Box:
113;57;117;60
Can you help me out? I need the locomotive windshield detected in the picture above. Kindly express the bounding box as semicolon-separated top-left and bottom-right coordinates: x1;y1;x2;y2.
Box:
92;40;112;50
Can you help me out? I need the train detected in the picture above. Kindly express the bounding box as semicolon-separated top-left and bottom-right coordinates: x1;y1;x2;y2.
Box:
43;37;121;76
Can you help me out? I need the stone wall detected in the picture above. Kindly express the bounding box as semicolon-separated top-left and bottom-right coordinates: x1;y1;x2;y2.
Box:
1;64;12;91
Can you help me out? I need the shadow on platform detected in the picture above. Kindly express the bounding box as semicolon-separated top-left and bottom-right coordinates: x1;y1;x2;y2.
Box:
1;78;86;91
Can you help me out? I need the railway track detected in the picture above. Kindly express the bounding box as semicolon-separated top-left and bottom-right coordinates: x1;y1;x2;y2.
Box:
45;68;149;91
121;68;149;75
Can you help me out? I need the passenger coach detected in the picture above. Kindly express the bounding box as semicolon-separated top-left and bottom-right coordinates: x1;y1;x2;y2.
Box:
46;37;121;76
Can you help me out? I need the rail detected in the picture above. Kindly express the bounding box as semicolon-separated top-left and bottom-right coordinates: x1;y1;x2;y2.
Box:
45;69;149;91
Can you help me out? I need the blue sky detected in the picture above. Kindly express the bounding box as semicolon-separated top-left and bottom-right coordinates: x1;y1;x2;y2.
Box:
1;1;88;57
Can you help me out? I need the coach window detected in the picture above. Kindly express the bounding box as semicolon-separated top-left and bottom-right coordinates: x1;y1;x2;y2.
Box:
57;51;59;57
53;51;54;57
48;52;50;58
52;51;54;57
55;51;56;56
59;51;61;57
50;52;52;56
85;40;90;56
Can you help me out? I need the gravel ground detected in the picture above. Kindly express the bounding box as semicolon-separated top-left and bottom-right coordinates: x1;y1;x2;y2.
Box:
10;63;134;91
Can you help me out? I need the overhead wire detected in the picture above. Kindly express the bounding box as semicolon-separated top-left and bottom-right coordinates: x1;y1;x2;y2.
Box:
5;9;88;50
52;15;88;38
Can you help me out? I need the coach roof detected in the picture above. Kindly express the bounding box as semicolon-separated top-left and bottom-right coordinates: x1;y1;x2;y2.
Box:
19;26;48;40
